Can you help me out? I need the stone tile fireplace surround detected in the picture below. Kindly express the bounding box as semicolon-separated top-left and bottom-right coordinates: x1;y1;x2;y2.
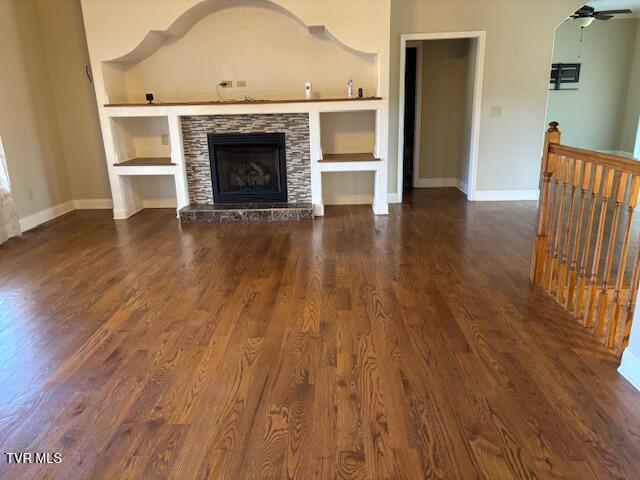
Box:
181;114;312;205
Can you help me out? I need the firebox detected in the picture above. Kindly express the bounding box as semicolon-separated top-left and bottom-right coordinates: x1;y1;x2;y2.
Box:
207;132;288;203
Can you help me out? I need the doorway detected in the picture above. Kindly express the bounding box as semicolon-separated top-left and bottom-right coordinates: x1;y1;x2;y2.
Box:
402;46;417;190
397;32;485;202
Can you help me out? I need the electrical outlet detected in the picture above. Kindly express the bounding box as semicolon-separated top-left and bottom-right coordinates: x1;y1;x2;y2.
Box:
160;134;169;145
237;80;247;88
219;80;232;88
490;105;503;118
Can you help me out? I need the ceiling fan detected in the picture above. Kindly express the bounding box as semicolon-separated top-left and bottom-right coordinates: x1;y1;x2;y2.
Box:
571;5;632;27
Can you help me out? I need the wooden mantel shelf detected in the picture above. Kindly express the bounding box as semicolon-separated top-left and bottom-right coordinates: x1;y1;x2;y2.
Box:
104;96;382;107
114;157;174;167
318;153;380;163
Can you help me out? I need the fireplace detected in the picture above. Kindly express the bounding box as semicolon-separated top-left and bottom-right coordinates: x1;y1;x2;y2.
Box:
207;132;288;203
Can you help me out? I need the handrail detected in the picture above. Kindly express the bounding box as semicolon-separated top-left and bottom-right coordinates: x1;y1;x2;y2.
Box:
549;144;640;176
531;122;640;358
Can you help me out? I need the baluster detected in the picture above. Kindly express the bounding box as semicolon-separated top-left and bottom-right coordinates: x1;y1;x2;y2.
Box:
609;176;640;350
594;172;628;340
584;167;616;328
566;162;592;310
549;156;571;296
544;154;562;292
546;156;566;294
557;159;582;304
575;164;604;319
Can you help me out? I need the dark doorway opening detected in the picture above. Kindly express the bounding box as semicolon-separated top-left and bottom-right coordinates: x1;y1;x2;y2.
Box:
403;46;417;190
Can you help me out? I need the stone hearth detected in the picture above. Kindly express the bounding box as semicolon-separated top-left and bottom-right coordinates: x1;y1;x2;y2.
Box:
179;202;313;223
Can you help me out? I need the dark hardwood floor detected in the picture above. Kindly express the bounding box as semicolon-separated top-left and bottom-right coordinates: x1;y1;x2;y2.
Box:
1;188;639;479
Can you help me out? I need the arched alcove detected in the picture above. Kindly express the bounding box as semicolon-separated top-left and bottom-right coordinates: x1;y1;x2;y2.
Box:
102;0;379;104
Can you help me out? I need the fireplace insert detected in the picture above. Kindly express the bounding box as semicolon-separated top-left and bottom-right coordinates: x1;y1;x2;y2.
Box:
207;132;288;203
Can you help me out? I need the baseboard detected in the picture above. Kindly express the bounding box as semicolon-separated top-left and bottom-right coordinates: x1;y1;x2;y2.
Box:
457;179;468;195
323;194;373;206
473;189;540;201
74;198;113;209
142;198;177;208
619;348;640;391
19;200;76;232
18;197;178;229
76;198;176;210
414;177;459;188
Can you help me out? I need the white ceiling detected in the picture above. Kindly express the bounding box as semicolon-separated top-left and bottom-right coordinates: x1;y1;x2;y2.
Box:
588;0;640;16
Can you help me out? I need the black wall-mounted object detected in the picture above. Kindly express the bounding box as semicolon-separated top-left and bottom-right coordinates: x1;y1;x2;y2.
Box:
145;93;154;104
550;63;581;90
85;64;93;83
208;132;288;203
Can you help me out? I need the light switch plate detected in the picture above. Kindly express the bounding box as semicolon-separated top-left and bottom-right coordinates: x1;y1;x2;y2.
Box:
490;105;503;118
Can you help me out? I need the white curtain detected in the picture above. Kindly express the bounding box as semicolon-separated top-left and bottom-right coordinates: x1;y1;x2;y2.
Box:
0;138;20;244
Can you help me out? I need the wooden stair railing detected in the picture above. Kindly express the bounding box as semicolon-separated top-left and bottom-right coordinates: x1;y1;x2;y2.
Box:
531;122;640;357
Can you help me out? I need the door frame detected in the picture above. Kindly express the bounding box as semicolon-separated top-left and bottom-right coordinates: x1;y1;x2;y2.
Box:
397;31;486;201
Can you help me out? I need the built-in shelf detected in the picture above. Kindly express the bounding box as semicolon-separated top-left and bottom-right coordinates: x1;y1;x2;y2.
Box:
114;157;174;167
318;152;380;163
104;97;382;107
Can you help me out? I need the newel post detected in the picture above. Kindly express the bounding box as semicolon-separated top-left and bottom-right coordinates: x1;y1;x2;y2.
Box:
531;122;561;285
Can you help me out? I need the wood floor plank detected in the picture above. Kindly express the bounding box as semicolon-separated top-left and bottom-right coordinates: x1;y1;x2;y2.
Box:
0;190;639;479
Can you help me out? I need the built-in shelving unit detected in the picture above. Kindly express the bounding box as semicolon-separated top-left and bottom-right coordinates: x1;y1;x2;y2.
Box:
103;114;188;218
88;0;388;219
110;116;171;166
311;110;385;214
101;98;387;218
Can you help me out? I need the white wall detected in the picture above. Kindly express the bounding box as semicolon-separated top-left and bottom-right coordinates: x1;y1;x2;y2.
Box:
0;0;73;219
547;19;638;152
322;172;374;205
620;20;640;154
619;300;640;390
36;0;111;202
320;111;376;155
0;0;115;229
389;0;584;198
118;5;377;103
81;0;391;105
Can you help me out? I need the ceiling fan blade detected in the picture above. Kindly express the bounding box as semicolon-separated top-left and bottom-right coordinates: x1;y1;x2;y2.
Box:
595;13;614;20
577;5;595;14
595;9;633;15
573;5;593;16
